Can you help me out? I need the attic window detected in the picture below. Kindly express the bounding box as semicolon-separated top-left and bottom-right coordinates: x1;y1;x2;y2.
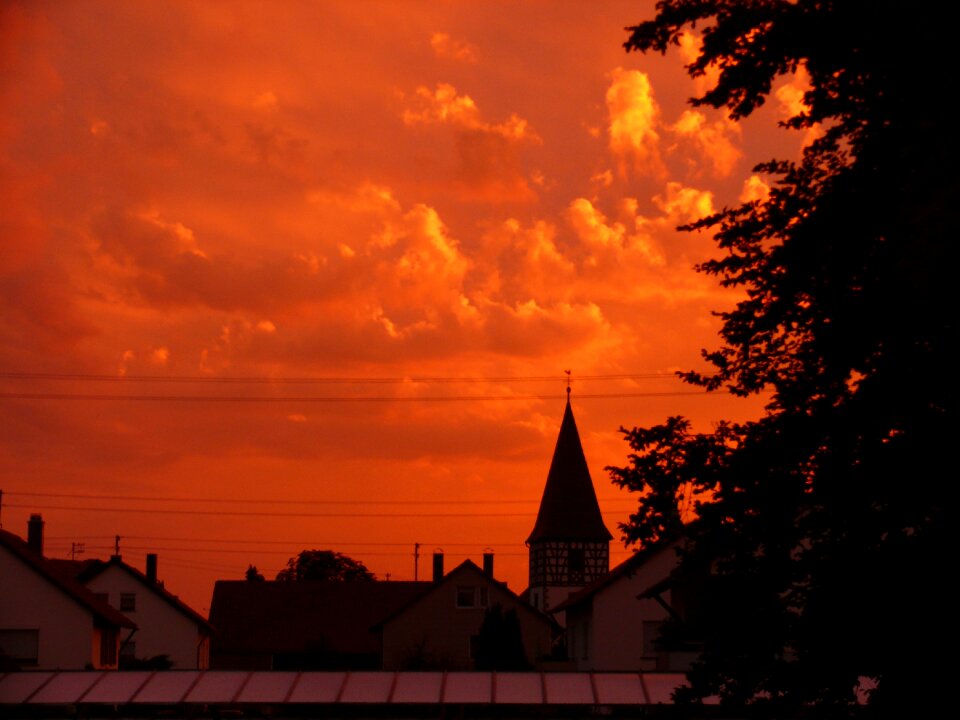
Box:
120;593;136;612
456;586;477;608
456;585;488;608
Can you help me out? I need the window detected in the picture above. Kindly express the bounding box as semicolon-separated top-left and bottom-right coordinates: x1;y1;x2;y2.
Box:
0;629;39;666
120;641;136;661
119;593;136;612
456;585;477;608
642;620;664;658
567;547;585;582
455;585;488;608
99;627;118;667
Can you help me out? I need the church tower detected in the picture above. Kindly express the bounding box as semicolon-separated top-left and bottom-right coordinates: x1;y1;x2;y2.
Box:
527;391;611;614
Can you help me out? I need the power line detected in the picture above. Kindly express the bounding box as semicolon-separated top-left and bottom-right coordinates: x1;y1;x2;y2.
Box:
45;535;529;547
0;390;716;403
10;490;631;505
0;371;690;384
4;502;633;519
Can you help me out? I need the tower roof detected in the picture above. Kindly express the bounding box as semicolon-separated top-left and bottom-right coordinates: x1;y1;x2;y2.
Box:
526;397;613;544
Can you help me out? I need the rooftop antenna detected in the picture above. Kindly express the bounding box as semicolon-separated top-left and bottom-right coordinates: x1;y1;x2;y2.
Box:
414;542;420;581
564;369;572;400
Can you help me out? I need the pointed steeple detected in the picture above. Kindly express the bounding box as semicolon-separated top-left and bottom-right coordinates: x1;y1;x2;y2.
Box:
526;397;612;544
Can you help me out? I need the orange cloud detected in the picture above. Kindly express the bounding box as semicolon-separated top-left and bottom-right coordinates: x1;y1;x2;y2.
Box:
402;83;540;201
775;66;823;147
668;110;742;178
430;32;478;64
677;32;720;97
739;174;771;203
606;68;664;178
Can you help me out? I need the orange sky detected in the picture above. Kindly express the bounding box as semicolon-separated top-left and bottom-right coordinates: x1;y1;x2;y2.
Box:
0;1;803;612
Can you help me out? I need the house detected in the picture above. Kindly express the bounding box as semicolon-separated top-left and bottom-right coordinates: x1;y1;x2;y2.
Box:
0;518;135;670
526;392;612;621
377;555;555;670
209;577;429;669
49;554;213;669
552;541;700;672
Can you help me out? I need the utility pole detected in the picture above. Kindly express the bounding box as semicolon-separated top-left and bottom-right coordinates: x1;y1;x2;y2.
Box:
71;542;85;561
414;542;420;581
114;534;121;557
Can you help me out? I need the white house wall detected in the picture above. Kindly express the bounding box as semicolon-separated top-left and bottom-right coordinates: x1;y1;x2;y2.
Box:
84;566;204;669
572;547;678;672
0;547;96;669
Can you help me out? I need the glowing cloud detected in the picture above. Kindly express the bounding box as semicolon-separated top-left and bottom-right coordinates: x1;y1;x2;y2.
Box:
669;110;742;178
606;68;664;177
430;32;478;64
677;32;720;96
740;174;771;203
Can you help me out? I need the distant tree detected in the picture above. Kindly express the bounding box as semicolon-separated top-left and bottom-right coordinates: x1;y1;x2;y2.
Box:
275;549;375;582
610;1;950;715
474;604;530;671
244;564;265;581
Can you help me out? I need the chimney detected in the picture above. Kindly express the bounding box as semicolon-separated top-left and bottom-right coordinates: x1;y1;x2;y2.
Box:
432;552;444;583
146;553;158;583
27;514;44;556
483;551;494;578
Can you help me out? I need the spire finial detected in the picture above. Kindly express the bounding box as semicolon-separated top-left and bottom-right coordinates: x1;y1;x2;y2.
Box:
564;369;571;400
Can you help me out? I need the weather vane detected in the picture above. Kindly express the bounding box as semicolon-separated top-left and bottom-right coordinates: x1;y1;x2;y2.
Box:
564;369;571;399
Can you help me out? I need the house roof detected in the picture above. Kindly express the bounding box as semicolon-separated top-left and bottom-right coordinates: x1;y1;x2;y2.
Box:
0;529;136;630
550;541;677;613
68;557;213;633
209;579;430;657
526;397;612;544
374;560;557;631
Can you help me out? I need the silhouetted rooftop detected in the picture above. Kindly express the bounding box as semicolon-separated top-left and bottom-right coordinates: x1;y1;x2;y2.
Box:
209;579;430;669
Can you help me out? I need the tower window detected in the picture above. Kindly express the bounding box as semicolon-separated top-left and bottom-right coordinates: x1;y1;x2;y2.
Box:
567;548;585;582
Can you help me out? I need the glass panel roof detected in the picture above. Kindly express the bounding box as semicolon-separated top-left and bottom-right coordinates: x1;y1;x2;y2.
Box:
392;672;442;703
28;672;100;704
594;673;646;704
443;672;491;704
82;671;152;704
543;672;595;704
185;671;249;703
236;671;298;703
131;671;201;704
0;673;56;704
494;672;542;704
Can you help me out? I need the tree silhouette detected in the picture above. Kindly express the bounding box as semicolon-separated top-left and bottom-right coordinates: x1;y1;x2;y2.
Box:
275;549;375;582
473;604;530;671
610;1;950;714
244;564;265;581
